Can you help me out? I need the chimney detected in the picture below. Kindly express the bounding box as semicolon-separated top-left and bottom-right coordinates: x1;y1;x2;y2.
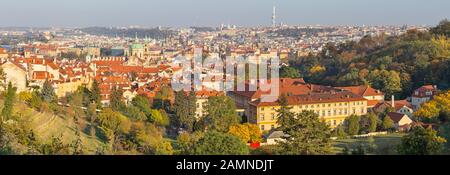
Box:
391;95;395;108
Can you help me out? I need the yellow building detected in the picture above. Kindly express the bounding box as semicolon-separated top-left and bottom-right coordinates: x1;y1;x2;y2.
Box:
248;91;368;131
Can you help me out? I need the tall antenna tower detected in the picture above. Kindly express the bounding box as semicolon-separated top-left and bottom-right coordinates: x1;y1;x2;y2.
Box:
272;3;276;27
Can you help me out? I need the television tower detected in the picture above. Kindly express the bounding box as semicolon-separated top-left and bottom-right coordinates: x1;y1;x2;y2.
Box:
272;4;276;27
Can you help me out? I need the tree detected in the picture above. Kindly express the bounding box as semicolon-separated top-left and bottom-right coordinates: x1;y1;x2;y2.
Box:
90;79;101;106
278;111;332;155
382;116;394;131
133;123;173;155
153;85;173;110
124;105;146;121
347;115;360;136
41;79;56;103
29;91;43;110
148;109;170;127
71;130;84;155
87;103;98;137
110;87;125;112
131;95;152;116
175;132;204;155
1;82;16;122
368;113;378;133
367;70;402;98
201;96;240;132
68;89;84;119
398;126;447;155
173;91;196;131
41;135;71;155
0;67;6;90
192;131;249;155
280;66;301;78
430;19;450;36
414;90;450;119
276;94;295;130
97;108;131;150
228;123;262;143
333;125;347;139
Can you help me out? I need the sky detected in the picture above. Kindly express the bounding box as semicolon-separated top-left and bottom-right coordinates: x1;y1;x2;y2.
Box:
0;0;449;27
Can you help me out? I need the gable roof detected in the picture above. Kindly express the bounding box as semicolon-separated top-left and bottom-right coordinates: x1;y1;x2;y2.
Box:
387;112;408;123
336;85;384;97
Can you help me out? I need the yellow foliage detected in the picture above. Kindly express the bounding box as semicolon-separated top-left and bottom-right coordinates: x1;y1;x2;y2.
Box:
414;90;450;119
228;123;262;143
431;35;450;58
310;65;326;74
18;91;32;102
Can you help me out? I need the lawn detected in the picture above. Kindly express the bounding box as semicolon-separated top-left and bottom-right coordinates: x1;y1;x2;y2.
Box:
332;133;405;155
3;99;106;154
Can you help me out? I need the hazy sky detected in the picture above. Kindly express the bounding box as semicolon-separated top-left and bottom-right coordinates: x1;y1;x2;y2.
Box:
0;0;449;27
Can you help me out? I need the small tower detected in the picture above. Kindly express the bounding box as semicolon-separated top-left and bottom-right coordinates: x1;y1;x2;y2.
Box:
272;4;276;27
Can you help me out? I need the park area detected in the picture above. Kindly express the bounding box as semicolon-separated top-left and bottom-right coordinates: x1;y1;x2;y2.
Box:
332;133;406;155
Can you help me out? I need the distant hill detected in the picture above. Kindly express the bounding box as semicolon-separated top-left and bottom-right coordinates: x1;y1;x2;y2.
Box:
79;27;175;39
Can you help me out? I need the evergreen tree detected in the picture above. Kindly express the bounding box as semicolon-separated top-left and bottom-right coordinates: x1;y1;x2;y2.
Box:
41;79;56;103
173;91;196;131
276;94;295;130
347;115;361;136
0;67;6;90
368;113;378;133
1;82;16;121
279;111;332;155
110;87;125;112
90;79;101;106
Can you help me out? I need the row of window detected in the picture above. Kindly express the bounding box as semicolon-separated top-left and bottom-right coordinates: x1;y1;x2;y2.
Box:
260;101;366;112
259;108;366;121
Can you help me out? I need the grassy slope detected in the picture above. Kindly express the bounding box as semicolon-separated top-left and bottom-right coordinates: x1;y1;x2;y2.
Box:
332;133;405;155
4;99;106;154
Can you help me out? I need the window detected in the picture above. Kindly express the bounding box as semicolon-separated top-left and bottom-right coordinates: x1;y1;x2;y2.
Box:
261;125;265;131
271;114;276;120
260;115;265;121
322;111;326;116
328;110;331;116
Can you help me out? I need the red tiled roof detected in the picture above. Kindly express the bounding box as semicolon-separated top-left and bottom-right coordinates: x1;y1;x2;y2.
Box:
32;71;53;80
412;85;439;98
336;85;384;97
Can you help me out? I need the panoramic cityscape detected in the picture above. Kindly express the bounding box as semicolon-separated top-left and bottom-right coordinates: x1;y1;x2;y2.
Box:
0;0;449;158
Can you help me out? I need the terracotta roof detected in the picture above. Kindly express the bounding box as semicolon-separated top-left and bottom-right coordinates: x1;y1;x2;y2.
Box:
412;85;439;98
367;100;380;107
336;85;384;97
32;71;53;80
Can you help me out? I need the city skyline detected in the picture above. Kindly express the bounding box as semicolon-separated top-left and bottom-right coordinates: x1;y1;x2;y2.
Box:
0;0;449;27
